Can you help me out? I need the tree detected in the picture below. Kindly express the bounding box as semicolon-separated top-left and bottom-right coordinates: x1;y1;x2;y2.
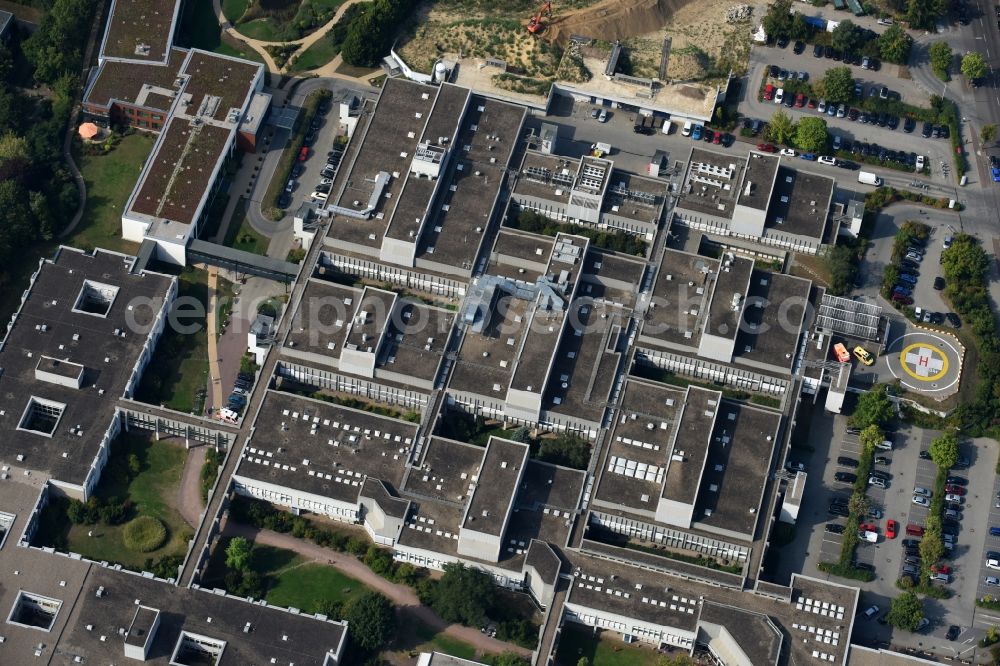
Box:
962;52;988;81
344;592;395;652
919;524;944;567
225;537;253;572
886;591;924;631
908;0;946;31
859;425;884;455
430;563;495;626
823;243;858;296
537;434;592;469
929;432;959;470
762;0;794;40
831;20;862;54
820;66;855;103
942;235;989;284
879;24;912;64
794;116;829;153
850;384;894;429
491;654;531;666
509;426;531;443
983;124;997;143
767;109;795;145
928;42;952;80
577;659;591;666
848;492;870;517
789;14;813;40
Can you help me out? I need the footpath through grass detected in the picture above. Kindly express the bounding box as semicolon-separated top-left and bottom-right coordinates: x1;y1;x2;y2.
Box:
32;434;191;570
71;132;154;255
134;267;209;414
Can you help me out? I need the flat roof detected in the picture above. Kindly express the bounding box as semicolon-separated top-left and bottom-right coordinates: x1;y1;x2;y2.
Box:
676;148;746;221
695;401;781;535
542;298;622;425
398;496;465;557
58;567;347;665
129;118;232;226
602;171;665;225
329;78;438;249
380;299;454;383
405;436;485;503
509;306;565;393
699;600;782;665
504;460;584;550
237;391;417;504
735;270;811;370
765;165;834;240
662;386;720;504
735;151;780;212
449;288;531;396
344;287;395;354
643;248;718;347
283;279;358;360
0;248;173;487
462;437;529;536
415;95;525;268
84;47;187;111
179;51;263;122
594;379;686;512
100;0;179;63
488;228;554;284
513;152;574;206
584;249;645;289
705;256;753;342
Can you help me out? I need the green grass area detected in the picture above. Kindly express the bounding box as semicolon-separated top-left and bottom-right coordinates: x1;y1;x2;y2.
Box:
70;132;154;255
32;434;192;569
216;276;237;338
236;17;284;41
176;0;265;64
288;34;339;71
223;197;269;255
134;268;209;414
407;620;479;660
555;626;661;666
203;540;370;613
222;0;250;21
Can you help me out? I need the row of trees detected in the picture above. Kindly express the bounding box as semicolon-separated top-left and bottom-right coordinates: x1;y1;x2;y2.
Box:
929;42;988;82
0;0;94;291
763;3;912;64
766;110;829;153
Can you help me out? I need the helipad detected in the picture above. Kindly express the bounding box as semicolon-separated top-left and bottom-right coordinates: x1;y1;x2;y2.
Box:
885;331;963;397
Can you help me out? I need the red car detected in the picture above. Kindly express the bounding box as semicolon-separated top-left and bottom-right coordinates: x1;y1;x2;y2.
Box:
713;132;722;144
764;84;775;101
892;293;913;305
807;98;817;109
795;93;805;108
931;563;952;574
298;146;310;162
945;485;966;495
757;143;777;153
886;519;897;539
906;524;925;537
859;522;878;534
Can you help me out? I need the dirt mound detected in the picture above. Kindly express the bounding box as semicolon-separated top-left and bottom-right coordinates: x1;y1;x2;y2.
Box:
546;0;691;45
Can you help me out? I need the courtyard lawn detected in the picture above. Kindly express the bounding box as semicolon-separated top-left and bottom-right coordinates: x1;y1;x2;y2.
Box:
134;267;210;414
222;0;250;22
410;620;479;660
288;34;339;72
70;132;154;255
224;198;269;255
555;625;662;666
32;434;192;569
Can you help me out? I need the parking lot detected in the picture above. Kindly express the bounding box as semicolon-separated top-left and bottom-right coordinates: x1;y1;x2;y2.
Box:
742;48;956;183
283;101;345;212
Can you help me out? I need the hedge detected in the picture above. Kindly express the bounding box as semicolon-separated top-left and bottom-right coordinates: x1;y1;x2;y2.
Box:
122;516;167;553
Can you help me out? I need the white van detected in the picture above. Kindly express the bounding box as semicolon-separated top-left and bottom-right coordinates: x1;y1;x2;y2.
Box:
662;119;673;135
858;171;883;186
682;120;693;137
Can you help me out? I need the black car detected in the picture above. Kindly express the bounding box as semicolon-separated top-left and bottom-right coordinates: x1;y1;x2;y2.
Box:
848;108;860;121
824;45;834;58
877;113;888;127
277;192;291;208
869;57;881;71
946;312;962;328
835;472;857;483
990;155;1000;168
902;539;921;548
720;133;734;147
814;43;824;57
793;40;805;54
919;450;932;460
904;117;916;133
291;163;304;177
318;99;330;115
932;125;942;138
742;117;753;130
870;470;891;481
826;523;845;534
905;546;920;557
304;131;316;146
947;626;961;641
832;49;842;61
784;93;795;107
947;502;963;512
946;476;968;485
922;122;934;138
829;504;850;517
955;455;970;468
838;456;859;467
776;36;789;48
887;115;899;130
837;160;859;170
310;117;321;131
940;124;950;138
769;64;780;78
930;312;944;325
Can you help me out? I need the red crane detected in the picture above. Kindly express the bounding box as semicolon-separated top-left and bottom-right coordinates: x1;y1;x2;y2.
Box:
527;1;553;34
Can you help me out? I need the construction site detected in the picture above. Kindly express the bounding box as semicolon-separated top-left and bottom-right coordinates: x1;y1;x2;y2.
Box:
395;0;755;119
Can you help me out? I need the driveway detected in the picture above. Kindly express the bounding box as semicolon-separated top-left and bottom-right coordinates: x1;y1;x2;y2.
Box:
221;522;533;657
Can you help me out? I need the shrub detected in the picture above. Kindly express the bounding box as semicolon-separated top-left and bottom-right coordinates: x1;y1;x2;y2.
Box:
122;516;167;553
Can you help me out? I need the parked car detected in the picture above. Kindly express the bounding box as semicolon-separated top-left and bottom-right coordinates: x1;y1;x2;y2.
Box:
914;487;932;497
837;456;859;467
826;523;845;534
835;472;857;483
912;495;930;506
946;493;964;503
853;346;874;365
946;312;962;328
934;276;946;290
886;520;898;539
947;626;961;641
863;605;879;619
818;155;837;165
946;476;967;485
